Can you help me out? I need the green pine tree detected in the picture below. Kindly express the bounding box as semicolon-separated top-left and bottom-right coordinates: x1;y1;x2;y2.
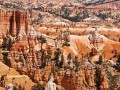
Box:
96;55;103;64
32;83;45;90
38;35;47;50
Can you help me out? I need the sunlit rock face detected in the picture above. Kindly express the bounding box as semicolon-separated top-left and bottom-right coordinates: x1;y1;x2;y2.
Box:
5;83;13;90
0;8;29;38
45;75;57;90
88;31;104;56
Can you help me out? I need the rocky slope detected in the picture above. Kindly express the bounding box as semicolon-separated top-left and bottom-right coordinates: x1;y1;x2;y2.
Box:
0;0;119;90
58;34;120;60
0;62;34;90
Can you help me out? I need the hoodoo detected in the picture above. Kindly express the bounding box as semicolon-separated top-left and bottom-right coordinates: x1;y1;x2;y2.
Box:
0;0;120;90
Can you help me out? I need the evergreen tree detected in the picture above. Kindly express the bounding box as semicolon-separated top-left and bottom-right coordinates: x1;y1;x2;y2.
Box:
13;86;17;90
67;53;72;60
19;55;24;63
2;52;8;64
40;50;46;67
32;83;45;90
96;55;103;64
1;32;15;51
59;53;64;67
1;37;9;50
54;48;61;64
73;56;79;71
38;35;47;50
114;54;120;72
67;53;72;64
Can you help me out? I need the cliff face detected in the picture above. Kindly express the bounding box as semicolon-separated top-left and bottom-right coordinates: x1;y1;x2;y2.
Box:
0;8;29;38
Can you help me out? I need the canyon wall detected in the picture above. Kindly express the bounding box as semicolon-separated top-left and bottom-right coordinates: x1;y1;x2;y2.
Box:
0;8;30;38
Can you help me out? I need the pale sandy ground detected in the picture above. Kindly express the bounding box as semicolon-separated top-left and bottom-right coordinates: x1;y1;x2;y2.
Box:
0;62;34;90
